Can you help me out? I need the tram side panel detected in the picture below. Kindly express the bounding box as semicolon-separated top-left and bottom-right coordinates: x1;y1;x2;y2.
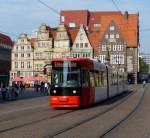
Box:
108;72;118;98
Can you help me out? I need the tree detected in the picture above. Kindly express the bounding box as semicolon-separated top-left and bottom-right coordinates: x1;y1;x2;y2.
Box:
139;57;149;73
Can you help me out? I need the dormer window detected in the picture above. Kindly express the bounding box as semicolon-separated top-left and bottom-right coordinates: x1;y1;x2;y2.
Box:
110;34;114;39
94;23;101;27
69;22;76;27
110;26;115;31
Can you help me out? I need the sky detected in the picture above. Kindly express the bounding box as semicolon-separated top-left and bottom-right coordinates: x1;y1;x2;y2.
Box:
0;0;150;53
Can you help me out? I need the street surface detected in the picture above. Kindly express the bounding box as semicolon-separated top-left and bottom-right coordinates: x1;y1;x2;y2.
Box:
0;84;149;138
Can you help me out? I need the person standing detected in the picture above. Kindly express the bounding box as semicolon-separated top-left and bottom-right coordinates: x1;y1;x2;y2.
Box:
44;82;48;93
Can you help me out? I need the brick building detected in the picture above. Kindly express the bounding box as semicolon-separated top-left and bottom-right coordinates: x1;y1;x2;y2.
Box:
60;10;139;83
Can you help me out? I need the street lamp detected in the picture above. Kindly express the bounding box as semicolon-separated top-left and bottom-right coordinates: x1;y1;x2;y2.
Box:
105;45;110;65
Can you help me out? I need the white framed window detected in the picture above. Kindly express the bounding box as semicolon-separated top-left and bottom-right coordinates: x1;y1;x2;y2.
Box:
110;55;124;64
76;43;79;48
110;26;115;31
21;62;24;68
21;53;24;57
27;62;31;68
105;34;109;39
80;43;83;48
102;45;107;51
99;55;106;63
94;23;101;27
27;53;30;57
110;34;114;39
21;46;24;50
69;22;76;27
85;43;88;48
116;34;119;38
15;53;18;57
15;62;18;68
27;46;30;50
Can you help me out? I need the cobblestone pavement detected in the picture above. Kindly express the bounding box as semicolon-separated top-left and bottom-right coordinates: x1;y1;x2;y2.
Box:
0;84;147;138
103;84;150;138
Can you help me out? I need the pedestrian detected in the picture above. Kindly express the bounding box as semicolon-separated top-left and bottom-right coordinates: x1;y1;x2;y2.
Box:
1;84;7;101
44;82;48;93
20;83;24;94
143;80;146;88
40;82;44;93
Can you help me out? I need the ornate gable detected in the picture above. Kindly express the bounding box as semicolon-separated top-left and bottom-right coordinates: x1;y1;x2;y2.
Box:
72;25;93;58
55;24;69;40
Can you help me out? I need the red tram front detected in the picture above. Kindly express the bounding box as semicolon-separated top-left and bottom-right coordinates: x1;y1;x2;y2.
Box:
50;58;94;108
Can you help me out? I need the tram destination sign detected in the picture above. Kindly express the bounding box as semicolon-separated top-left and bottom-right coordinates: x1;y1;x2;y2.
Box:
53;61;79;68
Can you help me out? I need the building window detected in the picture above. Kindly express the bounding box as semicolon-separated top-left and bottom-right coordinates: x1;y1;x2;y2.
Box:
80;43;83;48
110;55;124;64
110;34;114;39
76;43;79;48
27;53;30;57
21;62;24;68
85;43;88;48
94;23;101;27
38;42;41;48
102;45;107;51
15;62;18;68
99;55;106;63
69;22;76;27
21;53;24;57
116;34;119;38
21;46;24;50
15;54;18;58
16;46;18;50
105;34;109;39
27;62;31;68
27;46;30;50
110;26;115;31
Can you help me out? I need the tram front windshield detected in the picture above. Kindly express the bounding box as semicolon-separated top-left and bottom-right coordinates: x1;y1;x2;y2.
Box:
52;61;81;87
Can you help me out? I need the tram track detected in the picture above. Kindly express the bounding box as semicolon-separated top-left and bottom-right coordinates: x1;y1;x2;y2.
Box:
0;110;75;134
99;86;147;138
0;88;136;138
44;89;136;138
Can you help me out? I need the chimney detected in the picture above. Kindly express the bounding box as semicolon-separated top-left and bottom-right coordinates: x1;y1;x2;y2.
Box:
124;11;128;20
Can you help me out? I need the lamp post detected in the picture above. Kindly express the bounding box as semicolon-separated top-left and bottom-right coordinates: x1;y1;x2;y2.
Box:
105;45;110;99
105;45;110;65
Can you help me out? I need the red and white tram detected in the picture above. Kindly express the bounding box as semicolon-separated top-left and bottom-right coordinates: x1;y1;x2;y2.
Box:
45;58;128;108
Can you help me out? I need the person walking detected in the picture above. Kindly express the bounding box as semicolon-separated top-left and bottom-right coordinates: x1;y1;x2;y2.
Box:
143;80;146;88
1;84;7;101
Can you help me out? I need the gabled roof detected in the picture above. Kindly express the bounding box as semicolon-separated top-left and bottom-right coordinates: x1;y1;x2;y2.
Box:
67;28;79;44
60;10;139;47
60;10;88;27
0;33;13;46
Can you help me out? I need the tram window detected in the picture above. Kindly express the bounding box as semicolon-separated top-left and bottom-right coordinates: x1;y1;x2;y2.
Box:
94;72;99;87
82;70;89;87
90;72;95;87
103;72;107;86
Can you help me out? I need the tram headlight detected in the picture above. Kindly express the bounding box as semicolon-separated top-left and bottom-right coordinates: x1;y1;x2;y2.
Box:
73;90;77;94
53;90;56;94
